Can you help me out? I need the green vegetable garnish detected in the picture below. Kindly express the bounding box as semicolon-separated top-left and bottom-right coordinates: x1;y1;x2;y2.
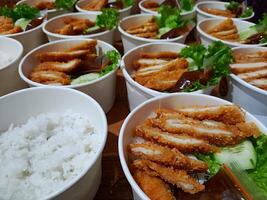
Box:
100;50;121;76
180;0;194;12
247;135;267;196
182;81;206;92
122;0;134;7
195;153;221;177
240;6;253;18
180;44;206;69
71;73;100;85
225;1;240;11
156;5;188;36
204;41;232;86
0;4;40;22
55;0;76;10
84;8;119;34
240;14;267;41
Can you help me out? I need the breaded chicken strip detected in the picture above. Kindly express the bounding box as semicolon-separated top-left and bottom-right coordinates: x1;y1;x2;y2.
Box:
173;105;245;125
66;40;97;52
34;59;82;73
140;51;179;59
129;143;208;172
237;69;267;81
135;123;219;153
202;7;235;18
36;50;91;62
207;18;235;34
30;70;70;85
248;78;267;90
151;110;260;146
233;51;267;63
230;62;267;74
134;170;176;200
133;160;205;194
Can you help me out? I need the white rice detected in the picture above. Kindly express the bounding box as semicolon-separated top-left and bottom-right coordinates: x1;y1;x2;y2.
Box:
0;110;101;200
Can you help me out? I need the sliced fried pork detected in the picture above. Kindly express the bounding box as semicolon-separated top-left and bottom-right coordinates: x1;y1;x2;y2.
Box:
30;70;70;85
202;7;235;18
207;18;235;34
135;123;219;153
248;78;267;90
140;51;179;59
173;105;245;125
133;159;205;194
129;143;208;172
237;69;267;81
230;62;267;74
234;51;267;63
134;170;176;200
66;40;97;52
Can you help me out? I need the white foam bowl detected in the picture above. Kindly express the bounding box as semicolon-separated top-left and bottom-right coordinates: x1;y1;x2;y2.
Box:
197;18;267;48
0;37;27;96
1;18;47;55
19;38;119;113
118;93;267;200
121;42;212;111
226;46;267;115
196;1;254;23
119;14;191;53
139;0;196;20
17;0;72;19
43;12;115;44
0;87;107;200
75;0;133;20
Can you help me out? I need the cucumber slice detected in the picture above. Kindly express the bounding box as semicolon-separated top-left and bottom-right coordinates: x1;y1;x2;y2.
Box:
15;18;31;31
71;73;99;85
215;140;256;170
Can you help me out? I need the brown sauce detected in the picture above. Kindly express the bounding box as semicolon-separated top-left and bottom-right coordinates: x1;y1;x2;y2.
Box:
176;170;244;200
160;26;189;39
105;0;124;9
25;17;45;31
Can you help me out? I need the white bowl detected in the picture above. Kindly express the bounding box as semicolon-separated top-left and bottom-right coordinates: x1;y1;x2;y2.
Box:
75;0;133;20
43;12;115;44
121;42;212;111
226;47;267;116
0;37;27;96
197;18;267;48
0;13;47;54
0;87;107;200
139;0;196;20
119;14;192;53
19;38;119;113
196;1;254;23
118;93;267;200
17;0;72;19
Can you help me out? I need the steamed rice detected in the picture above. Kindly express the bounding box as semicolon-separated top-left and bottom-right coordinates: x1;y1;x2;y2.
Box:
0;110;101;200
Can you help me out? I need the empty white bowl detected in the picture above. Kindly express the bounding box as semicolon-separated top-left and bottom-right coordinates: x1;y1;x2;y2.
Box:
197;18;267;48
139;0;196;20
121;42;212;111
19;38;119;113
0;87;107;199
17;0;72;19
0;37;27;96
43;12;115;44
227;46;267;116
119;14;192;53
118;93;267;200
196;1;254;23
75;0;132;20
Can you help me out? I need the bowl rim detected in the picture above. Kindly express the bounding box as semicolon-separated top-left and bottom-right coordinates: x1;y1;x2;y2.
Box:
196;18;267;47
230;46;267;96
16;0;58;12
0;86;108;200
75;0;133;13
118;92;267;200
0;36;23;71
18;38;120;88
138;0;196;16
196;0;254;20
42;12;115;39
118;14;189;43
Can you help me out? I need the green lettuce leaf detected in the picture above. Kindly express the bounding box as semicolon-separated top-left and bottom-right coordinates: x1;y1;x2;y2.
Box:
195;153;221;177
122;0;134;7
96;8;119;30
180;0;194;11
55;0;76;10
100;50;120;76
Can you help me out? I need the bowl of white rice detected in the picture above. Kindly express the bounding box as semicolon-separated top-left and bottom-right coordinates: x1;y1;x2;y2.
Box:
0;87;107;200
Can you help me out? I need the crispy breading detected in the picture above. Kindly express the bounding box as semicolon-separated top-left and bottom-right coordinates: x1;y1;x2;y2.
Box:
151;109;260;146
133;160;205;194
202;7;235;18
238;69;267;81
230;62;267;74
0;16;22;35
127;24;159;34
65;40;97;52
34;59;82;73
35;1;55;10
134;170;176;200
173;105;245;125
135;123;219;153
36;50;91;62
212;33;240;41
233;51;267;63
129;143;208;172
143;1;160;9
134;32;158;39
133;58;169;69
140;51;179;59
30;70;70;85
207;18;235;34
82;0;108;10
